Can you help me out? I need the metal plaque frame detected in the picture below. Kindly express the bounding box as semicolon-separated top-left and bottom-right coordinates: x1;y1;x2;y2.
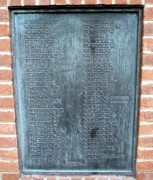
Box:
10;6;143;175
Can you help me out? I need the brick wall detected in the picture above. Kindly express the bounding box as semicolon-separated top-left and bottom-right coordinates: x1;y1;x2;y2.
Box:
0;0;153;180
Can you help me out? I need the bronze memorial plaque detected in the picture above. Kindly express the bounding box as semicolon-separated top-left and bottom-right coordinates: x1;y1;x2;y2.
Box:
11;7;142;174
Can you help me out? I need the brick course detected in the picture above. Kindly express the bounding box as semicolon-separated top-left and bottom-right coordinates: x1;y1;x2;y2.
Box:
0;55;12;66
0;111;15;122
0;149;18;160
9;0;21;6
2;174;19;180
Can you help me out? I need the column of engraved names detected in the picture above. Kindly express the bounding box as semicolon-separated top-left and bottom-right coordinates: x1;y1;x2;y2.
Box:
24;19;65;165
82;19;120;162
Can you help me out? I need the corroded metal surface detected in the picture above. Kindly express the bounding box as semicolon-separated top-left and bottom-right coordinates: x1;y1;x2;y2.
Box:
11;7;142;174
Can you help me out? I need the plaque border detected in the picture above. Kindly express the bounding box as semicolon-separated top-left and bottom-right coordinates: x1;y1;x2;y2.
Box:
10;6;143;176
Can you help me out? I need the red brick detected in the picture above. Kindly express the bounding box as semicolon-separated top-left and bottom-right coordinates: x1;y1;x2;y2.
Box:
0;70;12;81
136;161;153;171
0;0;7;5
0;98;14;109
58;177;69;180
0;111;15;122
139;111;153;121
142;53;153;66
0;161;19;171
142;70;153;81
39;0;50;5
140;97;153;108
10;0;21;5
130;0;141;4
85;0;96;4
141;84;153;94
146;0;153;3
122;177;135;180
84;175;108;180
0;137;17;148
101;0;112;4
144;23;153;36
139;124;153;135
24;0;35;5
143;38;153;51
85;177;97;180
144;8;153;20
138;150;153;159
0;39;10;51
32;176;44;180
47;176;56;180
116;0;127;4
0;149;18;160
0;124;16;135
93;176;108;180
0;55;12;66
55;0;65;4
71;0;82;4
0;10;9;22
0;24;9;36
2;173;19;180
21;175;32;180
138;137;153;147
0;85;13;95
71;177;83;180
137;173;153;180
109;176;125;180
